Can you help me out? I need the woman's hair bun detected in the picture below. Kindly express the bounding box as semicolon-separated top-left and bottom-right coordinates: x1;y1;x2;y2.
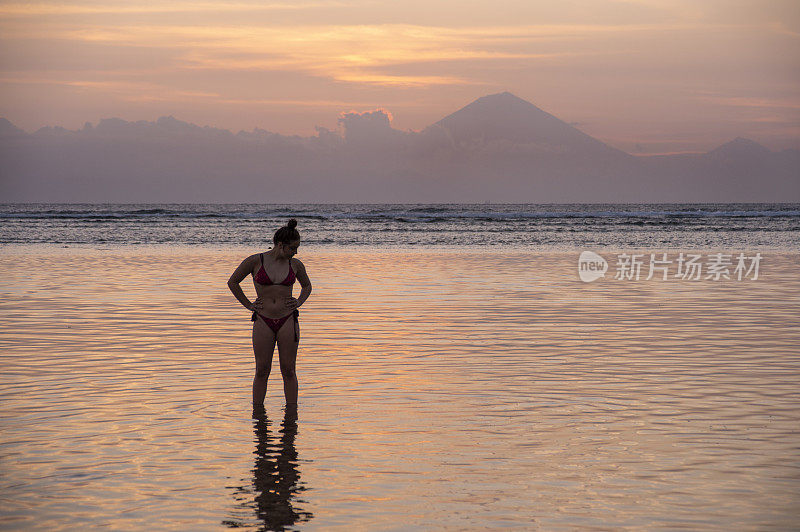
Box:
273;218;300;245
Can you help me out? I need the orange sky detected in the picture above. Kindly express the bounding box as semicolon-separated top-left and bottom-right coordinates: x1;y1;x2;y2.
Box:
0;0;798;153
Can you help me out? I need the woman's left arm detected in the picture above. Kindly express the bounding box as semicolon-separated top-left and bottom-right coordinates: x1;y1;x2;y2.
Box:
294;259;313;307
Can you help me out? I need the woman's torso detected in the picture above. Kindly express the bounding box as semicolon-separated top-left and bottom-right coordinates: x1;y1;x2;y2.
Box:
252;254;295;318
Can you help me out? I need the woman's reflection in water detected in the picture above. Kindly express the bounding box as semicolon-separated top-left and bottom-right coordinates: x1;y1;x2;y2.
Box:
224;407;313;530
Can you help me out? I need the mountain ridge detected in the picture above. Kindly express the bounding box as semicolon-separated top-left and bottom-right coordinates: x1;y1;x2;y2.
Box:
0;92;789;156
1;92;797;203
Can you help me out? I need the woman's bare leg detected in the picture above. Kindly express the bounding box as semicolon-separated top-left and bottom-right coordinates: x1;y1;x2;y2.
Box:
276;317;299;405
252;319;276;408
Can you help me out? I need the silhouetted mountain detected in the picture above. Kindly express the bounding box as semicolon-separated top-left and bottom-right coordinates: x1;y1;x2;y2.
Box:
0;118;26;137
0;93;797;202
428;91;627;157
704;137;772;162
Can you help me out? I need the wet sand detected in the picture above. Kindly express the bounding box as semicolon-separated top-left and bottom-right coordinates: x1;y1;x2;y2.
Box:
1;246;798;529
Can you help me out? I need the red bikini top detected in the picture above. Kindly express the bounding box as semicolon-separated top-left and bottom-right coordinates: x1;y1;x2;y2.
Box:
254;253;296;286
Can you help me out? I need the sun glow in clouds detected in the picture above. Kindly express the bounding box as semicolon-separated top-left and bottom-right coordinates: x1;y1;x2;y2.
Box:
0;0;797;150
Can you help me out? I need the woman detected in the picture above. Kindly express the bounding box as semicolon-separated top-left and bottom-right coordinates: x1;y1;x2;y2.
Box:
228;219;312;410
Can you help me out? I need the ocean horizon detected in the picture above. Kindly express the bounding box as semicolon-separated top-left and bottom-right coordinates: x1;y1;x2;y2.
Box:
2;202;799;250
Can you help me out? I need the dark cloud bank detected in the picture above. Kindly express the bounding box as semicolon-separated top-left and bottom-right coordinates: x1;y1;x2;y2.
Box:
1;92;798;203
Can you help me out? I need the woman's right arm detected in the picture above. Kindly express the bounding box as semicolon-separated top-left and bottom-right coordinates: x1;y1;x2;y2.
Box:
228;255;258;310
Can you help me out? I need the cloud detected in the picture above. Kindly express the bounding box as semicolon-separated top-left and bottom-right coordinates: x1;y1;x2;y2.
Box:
696;94;800;111
1;21;742;90
0;1;345;16
337;108;402;143
1;1;797;146
0;77;222;103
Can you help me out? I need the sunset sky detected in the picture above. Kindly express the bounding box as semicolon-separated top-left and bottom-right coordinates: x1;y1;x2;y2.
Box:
1;0;798;154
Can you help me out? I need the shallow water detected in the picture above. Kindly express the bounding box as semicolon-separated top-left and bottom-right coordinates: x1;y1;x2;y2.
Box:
1;246;798;530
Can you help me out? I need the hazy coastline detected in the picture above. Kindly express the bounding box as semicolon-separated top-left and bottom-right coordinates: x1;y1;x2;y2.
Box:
3;94;798;203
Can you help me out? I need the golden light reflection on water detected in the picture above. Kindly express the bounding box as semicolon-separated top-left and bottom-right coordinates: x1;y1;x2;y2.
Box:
0;246;799;529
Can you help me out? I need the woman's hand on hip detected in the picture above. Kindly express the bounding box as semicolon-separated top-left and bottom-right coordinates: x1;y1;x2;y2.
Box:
285;297;299;310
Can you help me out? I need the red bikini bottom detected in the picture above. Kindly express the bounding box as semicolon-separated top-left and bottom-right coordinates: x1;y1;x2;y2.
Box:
252;309;299;341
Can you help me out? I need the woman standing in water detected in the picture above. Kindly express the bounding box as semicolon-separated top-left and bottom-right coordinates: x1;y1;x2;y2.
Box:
228;219;312;410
